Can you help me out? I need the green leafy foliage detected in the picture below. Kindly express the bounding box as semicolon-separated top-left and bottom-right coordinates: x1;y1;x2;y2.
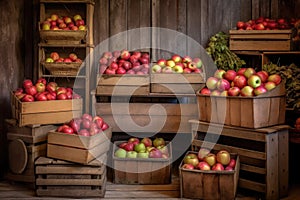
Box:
206;32;246;71
263;63;300;110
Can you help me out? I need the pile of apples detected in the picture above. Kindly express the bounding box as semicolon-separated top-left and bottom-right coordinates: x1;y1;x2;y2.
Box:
114;137;169;159
56;113;109;136
13;78;81;102
151;54;203;74
99;50;150;75
40;14;86;31
182;149;236;171
45;52;82;64
236;17;296;30
199;68;282;97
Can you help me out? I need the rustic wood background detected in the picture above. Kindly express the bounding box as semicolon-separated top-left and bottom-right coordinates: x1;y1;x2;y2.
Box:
0;0;300;178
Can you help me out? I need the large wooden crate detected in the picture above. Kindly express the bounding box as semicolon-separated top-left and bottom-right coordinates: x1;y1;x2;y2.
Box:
96;74;150;96
47;127;112;164
229;29;293;51
197;82;286;129
5;120;56;184
10;92;83;127
112;141;172;184
151;73;205;94
190;120;289;200
179;151;240;200
39;0;94;45
35;154;107;198
94;95;198;133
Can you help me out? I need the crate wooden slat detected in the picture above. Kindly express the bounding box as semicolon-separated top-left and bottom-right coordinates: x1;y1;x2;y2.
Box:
35;154;106;198
151;73;205;94
179;151;240;200
197;82;286;129
11;92;83;127
229;29;293;51
95;97;198;133
96;74;150;96
47;127;112;164
189;120;289;200
113;141;172;185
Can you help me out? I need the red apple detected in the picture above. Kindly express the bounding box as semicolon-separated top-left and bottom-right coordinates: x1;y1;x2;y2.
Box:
212;163;224;171
268;74;281;85
254;85;268;96
199;87;211;95
50;52;60;61
35;92;47;101
228;158;236;168
93;116;104;129
256;71;269;83
197;161;211;170
240;86;254;96
120;50;130;60
237;68;247;76
149;148;163;158
182;163;194;170
233;75;247;89
25;85;37;96
56;93;68;100
69;53;78;61
78;129;90;136
223;70;237;82
228;86;240;96
128;137;140;146
23;79;33;89
124;142;134;151
141;137;152;147
46;82;58;93
216;79;231;91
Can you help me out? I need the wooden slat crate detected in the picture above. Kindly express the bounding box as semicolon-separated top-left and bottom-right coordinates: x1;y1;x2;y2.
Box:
96;74;150;96
35;154;107;198
112;141;172;184
197;82;286;129
94;95;198;133
229;29;293;51
179;151;240;200
151;73;205;94
47;127;112;164
39;0;94;45
10;91;83;127
5;120;56;184
189;120;289;200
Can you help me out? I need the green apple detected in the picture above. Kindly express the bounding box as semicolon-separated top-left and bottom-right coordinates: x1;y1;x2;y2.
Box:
151;64;162;73
126;151;138;158
146;146;155;152
137;152;149;158
114;148;127;158
247;75;262;88
173;65;183;73
45;57;54;63
166;60;176;68
134;143;146;153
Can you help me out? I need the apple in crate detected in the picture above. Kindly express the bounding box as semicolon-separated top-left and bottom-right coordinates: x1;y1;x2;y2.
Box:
134;143;146;153
115;148;127;158
212;163;224;171
198;161;211;170
137;152;149;158
153;138;165;147
203;153;217;167
182;163;194;170
141;137;152;147
126;151;138;158
149;148;162;158
183;153;199;167
216;150;231;166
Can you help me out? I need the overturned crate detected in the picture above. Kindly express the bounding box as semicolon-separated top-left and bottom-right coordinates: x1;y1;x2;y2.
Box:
35;154;107;198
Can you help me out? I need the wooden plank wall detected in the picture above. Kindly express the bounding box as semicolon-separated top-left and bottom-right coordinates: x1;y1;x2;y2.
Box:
1;0;300;178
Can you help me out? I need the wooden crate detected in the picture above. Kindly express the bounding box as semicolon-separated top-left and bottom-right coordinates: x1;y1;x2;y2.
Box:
179;151;240;200
47;127;112;164
94;95;198;134
197;82;286;129
5;120;56;183
39;0;94;45
39;46;87;76
112;141;172;184
151;73;205;94
229;29;293;51
35;154;107;198
10;91;83;127
96;74;150;96
189;120;289;200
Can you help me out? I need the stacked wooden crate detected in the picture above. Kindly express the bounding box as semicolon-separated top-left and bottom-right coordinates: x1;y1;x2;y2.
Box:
5;119;56;185
38;0;95;113
191;82;289;199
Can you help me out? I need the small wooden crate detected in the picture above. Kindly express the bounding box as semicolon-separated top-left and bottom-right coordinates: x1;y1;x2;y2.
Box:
179;151;240;200
5;120;56;183
35;154;107;198
96;74;150;96
94;95;198;133
10;92;83;127
151;73;205;94
39;0;94;45
113;141;172;184
197;82;286;129
229;29;293;51
190;120;289;199
47;127;112;164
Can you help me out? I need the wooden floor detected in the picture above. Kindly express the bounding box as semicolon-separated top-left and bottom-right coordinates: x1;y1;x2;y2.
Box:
1;176;300;200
